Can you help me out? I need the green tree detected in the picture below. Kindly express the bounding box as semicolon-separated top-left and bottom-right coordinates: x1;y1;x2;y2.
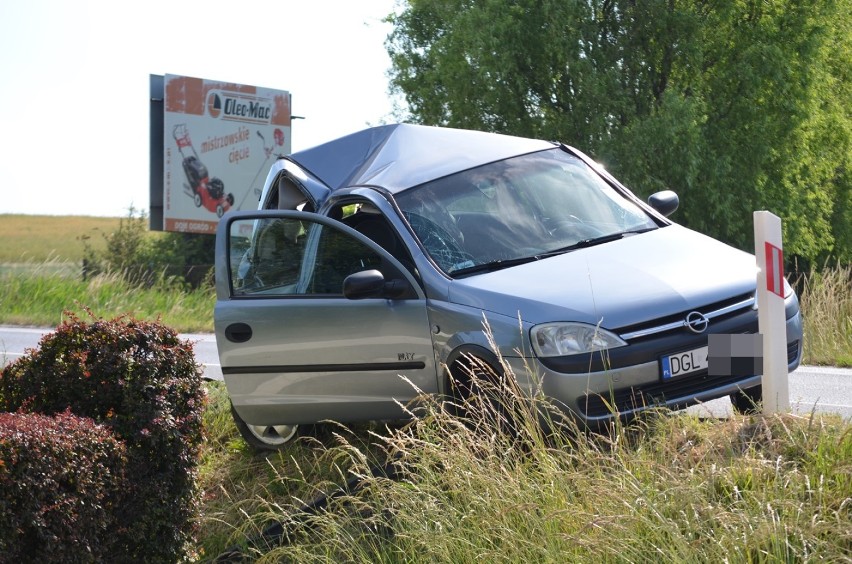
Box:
386;0;851;262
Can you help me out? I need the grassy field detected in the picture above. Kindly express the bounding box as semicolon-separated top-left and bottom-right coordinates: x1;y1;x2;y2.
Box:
0;267;215;332
0;214;124;263
0;214;213;331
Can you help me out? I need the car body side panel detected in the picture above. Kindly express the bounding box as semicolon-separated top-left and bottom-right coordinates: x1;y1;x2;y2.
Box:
424;299;532;396
216;297;436;425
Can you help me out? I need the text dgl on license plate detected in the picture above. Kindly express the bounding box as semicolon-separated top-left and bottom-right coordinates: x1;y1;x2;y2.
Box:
661;345;708;379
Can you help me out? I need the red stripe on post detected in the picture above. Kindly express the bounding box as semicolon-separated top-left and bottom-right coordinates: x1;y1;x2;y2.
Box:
765;242;784;297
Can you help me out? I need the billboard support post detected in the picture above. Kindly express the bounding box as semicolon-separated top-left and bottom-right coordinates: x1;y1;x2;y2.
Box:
753;210;789;414
149;75;165;231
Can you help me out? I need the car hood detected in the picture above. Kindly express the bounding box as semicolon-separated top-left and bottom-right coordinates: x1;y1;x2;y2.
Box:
447;225;757;330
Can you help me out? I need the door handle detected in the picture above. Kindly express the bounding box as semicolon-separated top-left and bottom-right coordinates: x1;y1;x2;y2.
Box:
225;322;253;343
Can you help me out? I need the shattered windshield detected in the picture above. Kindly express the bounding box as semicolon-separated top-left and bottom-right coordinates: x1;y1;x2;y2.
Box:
395;148;658;275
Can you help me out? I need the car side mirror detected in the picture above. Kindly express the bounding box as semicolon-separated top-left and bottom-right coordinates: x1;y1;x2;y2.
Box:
343;269;409;300
648;190;679;217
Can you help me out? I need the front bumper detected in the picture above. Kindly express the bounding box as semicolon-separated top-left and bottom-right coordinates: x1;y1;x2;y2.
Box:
510;302;803;425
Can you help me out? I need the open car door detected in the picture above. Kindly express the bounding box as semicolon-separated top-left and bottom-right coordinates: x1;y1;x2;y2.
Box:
214;210;437;429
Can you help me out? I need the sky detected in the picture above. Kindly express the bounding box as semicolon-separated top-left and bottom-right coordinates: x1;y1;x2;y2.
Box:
0;0;402;217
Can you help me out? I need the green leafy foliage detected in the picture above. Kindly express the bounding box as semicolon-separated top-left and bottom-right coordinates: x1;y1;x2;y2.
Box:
0;411;127;562
386;0;852;263
0;312;205;562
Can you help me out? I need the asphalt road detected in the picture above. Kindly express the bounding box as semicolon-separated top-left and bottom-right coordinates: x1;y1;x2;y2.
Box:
2;325;850;420
0;326;223;383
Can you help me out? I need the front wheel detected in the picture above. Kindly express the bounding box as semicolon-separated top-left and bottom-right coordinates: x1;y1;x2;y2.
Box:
231;403;297;451
731;385;762;414
447;354;517;434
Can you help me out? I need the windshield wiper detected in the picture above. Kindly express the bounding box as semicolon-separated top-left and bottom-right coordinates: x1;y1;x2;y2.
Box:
450;255;541;277
540;227;658;257
450;227;658;276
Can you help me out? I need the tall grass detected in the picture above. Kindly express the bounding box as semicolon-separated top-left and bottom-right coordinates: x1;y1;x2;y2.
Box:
196;360;852;562
196;381;393;559
800;263;852;367
0;260;214;332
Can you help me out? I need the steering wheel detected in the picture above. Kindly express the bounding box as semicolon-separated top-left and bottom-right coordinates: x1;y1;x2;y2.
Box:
546;216;604;241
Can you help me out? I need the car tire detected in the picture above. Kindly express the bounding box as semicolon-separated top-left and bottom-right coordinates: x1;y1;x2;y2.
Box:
731;385;762;415
448;354;516;434
230;403;297;450
193;192;202;207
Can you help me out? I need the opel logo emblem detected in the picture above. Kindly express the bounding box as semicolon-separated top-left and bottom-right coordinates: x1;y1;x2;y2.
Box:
684;311;709;334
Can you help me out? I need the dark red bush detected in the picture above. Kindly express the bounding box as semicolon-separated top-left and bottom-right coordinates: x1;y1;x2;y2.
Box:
0;312;206;562
0;411;127;562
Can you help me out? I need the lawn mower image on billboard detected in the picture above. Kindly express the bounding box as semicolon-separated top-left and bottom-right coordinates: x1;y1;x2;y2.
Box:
173;124;234;218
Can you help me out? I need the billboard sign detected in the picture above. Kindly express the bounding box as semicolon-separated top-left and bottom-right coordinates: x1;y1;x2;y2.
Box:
163;74;291;234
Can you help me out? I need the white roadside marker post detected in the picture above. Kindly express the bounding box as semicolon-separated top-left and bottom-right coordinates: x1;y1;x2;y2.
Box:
754;211;790;413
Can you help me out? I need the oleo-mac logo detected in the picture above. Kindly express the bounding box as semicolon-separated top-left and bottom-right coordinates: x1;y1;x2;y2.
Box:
206;91;272;123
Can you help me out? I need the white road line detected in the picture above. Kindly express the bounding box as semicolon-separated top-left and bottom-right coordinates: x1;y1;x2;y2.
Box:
0;327;53;335
791;402;852;410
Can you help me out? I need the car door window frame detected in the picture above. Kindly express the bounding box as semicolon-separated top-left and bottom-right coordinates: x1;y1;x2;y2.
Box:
219;210;425;301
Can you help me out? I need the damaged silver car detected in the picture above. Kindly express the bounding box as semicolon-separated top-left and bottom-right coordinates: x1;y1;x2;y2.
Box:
214;124;803;450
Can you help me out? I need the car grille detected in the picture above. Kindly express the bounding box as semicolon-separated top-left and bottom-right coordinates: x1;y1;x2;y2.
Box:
579;339;800;419
618;293;755;341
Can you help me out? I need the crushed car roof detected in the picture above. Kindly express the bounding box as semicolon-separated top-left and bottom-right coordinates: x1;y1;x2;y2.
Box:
287;123;556;193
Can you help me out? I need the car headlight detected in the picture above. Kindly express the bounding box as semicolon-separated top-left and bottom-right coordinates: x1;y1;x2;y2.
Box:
531;322;627;357
753;277;796;310
783;277;794;298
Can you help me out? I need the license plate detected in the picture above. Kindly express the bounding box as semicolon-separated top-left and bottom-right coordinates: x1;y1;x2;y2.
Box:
661;345;708;379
